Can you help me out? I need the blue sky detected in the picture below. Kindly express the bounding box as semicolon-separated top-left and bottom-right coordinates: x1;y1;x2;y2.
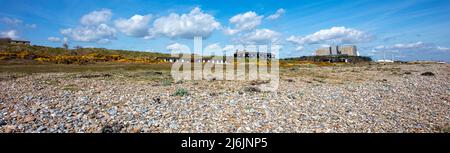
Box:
1;0;450;61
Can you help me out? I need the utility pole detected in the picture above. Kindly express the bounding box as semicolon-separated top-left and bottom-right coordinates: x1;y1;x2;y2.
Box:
391;53;394;62
63;42;68;50
63;37;69;50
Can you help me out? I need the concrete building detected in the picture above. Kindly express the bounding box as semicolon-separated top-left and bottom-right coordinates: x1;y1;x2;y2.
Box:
233;51;274;59
156;56;230;64
376;59;394;63
315;45;357;56
339;45;358;56
316;48;332;56
0;38;31;45
157;50;274;64
330;46;339;55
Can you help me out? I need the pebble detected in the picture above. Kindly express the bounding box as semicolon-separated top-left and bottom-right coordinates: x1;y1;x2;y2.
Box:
36;126;47;132
24;95;33;102
0;119;7;126
108;107;117;116
0;64;448;133
80;96;89;103
169;121;178;129
24;115;35;123
4;125;15;133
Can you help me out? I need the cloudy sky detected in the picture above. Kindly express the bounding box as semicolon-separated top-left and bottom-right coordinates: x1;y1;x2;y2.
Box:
1;0;450;61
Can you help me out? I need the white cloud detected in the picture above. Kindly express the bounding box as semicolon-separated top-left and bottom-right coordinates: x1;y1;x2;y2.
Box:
97;38;112;44
320;44;331;48
205;43;222;51
375;41;450;52
148;7;220;39
204;43;225;56
287;27;373;46
61;9;116;43
143;35;153;40
437;46;450;51
372;41;450;61
48;37;61;42
0;30;19;39
114;14;152;37
1;17;36;29
375;45;385;50
295;46;304;51
166;43;190;52
222;45;235;51
0;17;23;25
61;24;116;43
63;37;68;44
26;24;37;29
266;8;285;20
223;28;239;36
80;9;112;26
235;28;281;45
225;11;263;35
392;41;426;49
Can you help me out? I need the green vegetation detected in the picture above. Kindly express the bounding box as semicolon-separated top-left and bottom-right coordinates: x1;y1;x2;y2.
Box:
0;63;172;73
243;86;261;92
0;44;170;64
172;88;189;96
62;84;79;92
161;79;172;86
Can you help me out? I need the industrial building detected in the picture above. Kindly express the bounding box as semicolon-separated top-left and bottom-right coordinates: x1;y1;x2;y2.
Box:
315;45;357;56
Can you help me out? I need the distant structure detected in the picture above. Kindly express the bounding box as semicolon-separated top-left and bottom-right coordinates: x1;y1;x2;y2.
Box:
315;45;357;56
234;51;274;59
63;37;69;50
63;42;69;50
376;59;394;63
157;50;274;64
0;38;31;45
156;56;229;64
299;45;370;63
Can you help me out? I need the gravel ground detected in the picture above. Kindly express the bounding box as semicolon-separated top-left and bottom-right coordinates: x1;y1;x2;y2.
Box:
0;63;449;133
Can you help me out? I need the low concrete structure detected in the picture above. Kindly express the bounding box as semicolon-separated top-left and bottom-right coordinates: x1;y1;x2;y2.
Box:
234;51;274;59
377;59;394;63
157;50;274;64
0;38;31;45
156;56;230;64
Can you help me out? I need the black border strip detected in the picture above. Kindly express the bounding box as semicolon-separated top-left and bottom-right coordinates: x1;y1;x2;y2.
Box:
0;133;448;152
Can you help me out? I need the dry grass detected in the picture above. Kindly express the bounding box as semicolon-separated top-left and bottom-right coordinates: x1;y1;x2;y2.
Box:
0;61;425;86
0;63;172;73
62;84;79;92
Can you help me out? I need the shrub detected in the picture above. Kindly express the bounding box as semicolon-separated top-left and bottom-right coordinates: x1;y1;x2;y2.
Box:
244;86;261;92
173;88;189;96
421;72;435;76
161;80;172;86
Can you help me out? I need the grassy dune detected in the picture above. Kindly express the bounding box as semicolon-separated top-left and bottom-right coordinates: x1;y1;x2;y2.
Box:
0;44;170;64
